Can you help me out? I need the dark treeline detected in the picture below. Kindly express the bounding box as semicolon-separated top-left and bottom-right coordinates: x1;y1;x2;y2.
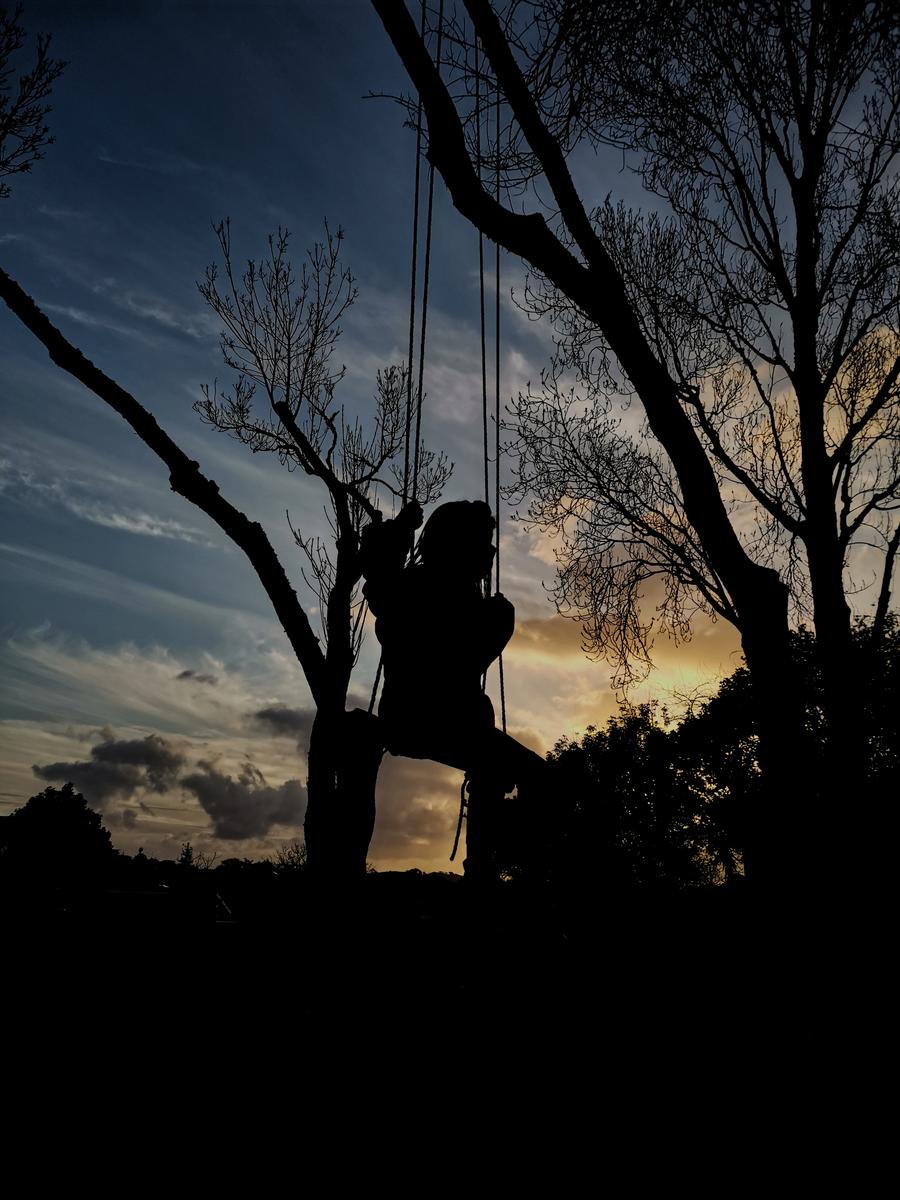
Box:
0;785;318;924
529;618;898;893
2;619;895;926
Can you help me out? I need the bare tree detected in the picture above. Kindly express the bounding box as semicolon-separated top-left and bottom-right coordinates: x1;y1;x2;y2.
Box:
508;368;734;689
372;0;900;892
0;8;452;880
272;839;309;874
0;220;450;878
196;219;449;874
509;1;900;724
0;2;64;197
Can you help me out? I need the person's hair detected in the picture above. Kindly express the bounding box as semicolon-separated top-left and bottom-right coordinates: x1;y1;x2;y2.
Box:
418;500;494;565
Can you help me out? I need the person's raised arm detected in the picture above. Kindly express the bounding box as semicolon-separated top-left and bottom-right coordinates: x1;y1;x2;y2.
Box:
359;501;423;611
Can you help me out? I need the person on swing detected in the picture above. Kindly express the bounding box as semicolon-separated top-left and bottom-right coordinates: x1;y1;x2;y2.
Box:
360;498;545;880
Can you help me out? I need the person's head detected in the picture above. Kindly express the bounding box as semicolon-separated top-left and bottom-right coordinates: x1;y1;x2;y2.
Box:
418;500;495;581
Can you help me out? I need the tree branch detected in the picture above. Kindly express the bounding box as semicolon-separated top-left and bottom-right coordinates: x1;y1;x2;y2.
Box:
372;0;783;608
0;265;329;707
872;521;900;644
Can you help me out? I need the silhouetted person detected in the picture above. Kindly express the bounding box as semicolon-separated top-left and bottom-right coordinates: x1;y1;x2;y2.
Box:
360;499;545;879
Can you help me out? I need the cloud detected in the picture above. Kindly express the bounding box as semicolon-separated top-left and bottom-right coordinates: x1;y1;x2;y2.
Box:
97;147;206;176
0;444;212;547
176;669;219;685
41;302;154;343
40;281;215;346
63;724;116;744
253;704;314;748
1;632;313;798
510;614;587;662
0;552;274;681
64;500;209;543
38;205;91;223
89;277;217;341
32;733;186;806
371;755;461;864
181;761;306;839
90;733;185;791
33;758;144;802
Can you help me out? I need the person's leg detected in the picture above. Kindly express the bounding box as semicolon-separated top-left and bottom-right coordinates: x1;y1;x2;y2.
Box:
463;730;548;879
379;714;547;879
461;772;503;882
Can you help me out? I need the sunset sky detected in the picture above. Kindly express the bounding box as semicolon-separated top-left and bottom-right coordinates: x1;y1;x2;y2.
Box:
0;0;746;871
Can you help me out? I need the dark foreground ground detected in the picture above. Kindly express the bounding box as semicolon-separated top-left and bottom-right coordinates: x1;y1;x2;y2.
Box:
2;870;842;1029
4;867;884;1165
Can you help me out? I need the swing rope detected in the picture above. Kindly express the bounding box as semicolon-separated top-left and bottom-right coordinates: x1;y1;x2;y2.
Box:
493;85;507;736
477;51;490;513
450;775;468;863
476;50;507;733
371;10;509;858
369;0;440;717
411;0;442;504
400;0;427;507
452;44;508;863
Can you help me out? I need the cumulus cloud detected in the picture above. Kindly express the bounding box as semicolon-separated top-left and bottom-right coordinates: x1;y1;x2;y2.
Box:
253;704;314;748
33;733;186;806
181;761;306;839
33;758;144;802
91;733;185;791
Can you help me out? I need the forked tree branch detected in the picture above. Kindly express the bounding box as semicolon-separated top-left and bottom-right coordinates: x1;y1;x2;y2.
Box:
0;265;329;707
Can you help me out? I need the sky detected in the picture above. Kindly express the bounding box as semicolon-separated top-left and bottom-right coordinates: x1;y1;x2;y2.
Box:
0;0;745;871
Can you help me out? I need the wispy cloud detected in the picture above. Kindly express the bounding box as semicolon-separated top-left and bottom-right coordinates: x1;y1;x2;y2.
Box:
41;302;153;343
0;545;272;652
97;147;206;176
0;455;211;544
38;204;92;223
90;277;217;341
42;292;215;345
65;498;208;542
0;627;304;736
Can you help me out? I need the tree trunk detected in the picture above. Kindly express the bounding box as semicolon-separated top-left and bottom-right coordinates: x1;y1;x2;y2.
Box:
797;350;866;888
806;541;868;890
305;707;385;882
736;571;808;898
